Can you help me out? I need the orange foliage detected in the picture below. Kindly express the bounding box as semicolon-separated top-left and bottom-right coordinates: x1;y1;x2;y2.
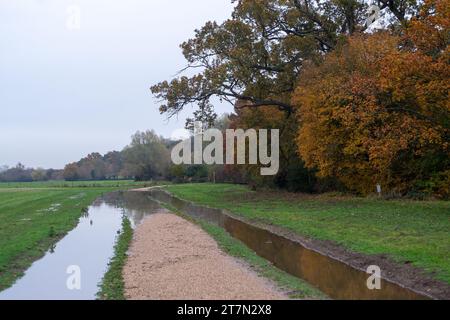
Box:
293;21;449;195
406;0;450;56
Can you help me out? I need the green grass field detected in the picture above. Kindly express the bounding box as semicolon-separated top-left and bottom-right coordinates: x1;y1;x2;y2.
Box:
0;180;154;290
0;180;157;189
166;184;450;284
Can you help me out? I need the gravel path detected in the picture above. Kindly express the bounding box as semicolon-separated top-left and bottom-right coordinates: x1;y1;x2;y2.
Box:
123;213;286;300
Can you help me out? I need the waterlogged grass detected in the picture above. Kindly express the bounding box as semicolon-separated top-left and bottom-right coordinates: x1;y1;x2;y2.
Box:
0;180;159;291
166;183;450;284
98;217;133;300
0;188;106;290
159;201;326;299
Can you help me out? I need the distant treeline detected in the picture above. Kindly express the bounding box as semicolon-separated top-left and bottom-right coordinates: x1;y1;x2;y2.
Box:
0;131;173;183
0;129;217;184
0;163;63;182
4;1;449;200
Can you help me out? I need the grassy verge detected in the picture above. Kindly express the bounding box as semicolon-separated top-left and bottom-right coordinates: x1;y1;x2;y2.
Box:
159;201;327;299
98;217;133;300
0;180;159;291
166;183;450;284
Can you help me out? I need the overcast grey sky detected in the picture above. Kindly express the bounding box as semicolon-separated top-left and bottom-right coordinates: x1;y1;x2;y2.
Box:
0;0;234;169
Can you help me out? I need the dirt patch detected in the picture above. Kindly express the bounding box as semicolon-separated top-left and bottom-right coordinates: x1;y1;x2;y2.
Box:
123;213;287;300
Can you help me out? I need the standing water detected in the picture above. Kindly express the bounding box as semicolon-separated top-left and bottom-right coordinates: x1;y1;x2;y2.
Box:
0;192;165;300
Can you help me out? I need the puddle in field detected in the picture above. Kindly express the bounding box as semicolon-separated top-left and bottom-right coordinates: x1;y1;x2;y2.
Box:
0;192;167;300
146;189;431;300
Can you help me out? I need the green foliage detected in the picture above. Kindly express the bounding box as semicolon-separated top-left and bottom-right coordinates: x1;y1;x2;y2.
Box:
31;168;47;182
121;130;171;181
58;132;173;184
48;226;56;238
413;170;450;200
185;165;209;181
169;165;186;183
151;0;418;122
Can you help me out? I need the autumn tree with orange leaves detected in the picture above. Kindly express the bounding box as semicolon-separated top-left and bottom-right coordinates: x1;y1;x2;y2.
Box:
293;0;449;196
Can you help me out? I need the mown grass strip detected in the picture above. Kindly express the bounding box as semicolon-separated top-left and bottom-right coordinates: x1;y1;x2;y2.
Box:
97;217;133;300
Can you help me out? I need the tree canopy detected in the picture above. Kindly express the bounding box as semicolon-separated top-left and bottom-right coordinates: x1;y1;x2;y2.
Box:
150;0;448;197
294;0;449;195
151;0;420;121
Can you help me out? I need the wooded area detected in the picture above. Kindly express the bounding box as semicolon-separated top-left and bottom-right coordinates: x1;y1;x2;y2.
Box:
152;0;449;198
2;0;448;199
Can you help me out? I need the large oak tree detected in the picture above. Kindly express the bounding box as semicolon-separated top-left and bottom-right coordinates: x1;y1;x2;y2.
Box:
151;0;416;122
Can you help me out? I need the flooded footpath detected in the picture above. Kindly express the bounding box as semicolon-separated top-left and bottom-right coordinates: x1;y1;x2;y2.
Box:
0;192;162;300
2;189;447;300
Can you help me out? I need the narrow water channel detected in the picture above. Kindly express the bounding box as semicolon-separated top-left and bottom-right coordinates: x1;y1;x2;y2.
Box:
0;192;166;300
146;189;432;300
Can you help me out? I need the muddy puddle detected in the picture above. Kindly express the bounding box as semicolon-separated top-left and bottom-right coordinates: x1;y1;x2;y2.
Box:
0;192;168;300
147;189;433;300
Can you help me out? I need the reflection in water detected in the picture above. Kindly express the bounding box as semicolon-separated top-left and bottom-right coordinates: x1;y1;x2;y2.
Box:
147;189;431;300
1;189;428;300
0;192;168;300
81;208;90;219
101;191;167;228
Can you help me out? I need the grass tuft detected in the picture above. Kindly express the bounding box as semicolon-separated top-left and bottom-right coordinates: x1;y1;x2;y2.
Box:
97;217;133;300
